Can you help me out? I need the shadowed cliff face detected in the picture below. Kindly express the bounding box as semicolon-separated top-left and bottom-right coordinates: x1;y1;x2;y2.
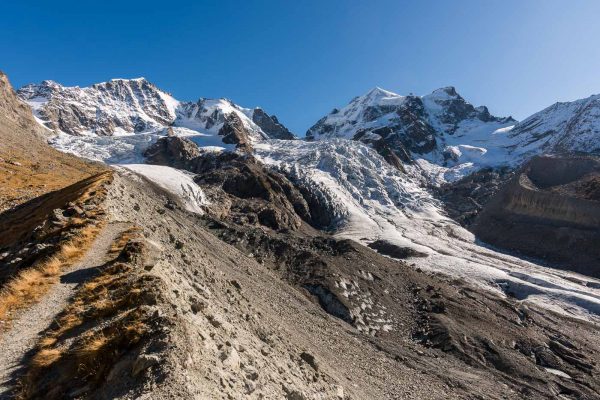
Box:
472;155;600;277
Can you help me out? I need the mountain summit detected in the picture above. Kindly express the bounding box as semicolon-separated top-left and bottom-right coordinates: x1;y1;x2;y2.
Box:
306;86;515;168
17;78;295;148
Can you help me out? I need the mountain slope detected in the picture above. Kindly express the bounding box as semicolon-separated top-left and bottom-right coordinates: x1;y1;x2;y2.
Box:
472;154;600;276
306;87;516;179
0;71;104;211
17;78;295;149
507;93;600;156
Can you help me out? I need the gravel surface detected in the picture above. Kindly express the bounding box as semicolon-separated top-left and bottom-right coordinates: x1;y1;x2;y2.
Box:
0;222;129;398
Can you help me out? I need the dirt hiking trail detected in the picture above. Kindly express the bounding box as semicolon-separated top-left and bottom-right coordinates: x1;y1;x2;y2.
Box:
0;222;130;398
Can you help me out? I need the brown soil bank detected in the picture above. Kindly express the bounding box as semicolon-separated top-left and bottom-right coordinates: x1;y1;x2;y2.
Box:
472;154;600;277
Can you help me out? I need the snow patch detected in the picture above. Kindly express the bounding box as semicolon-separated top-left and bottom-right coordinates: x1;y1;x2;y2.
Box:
117;164;207;214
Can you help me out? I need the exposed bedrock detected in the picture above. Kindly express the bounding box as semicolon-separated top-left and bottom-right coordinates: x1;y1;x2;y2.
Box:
435;166;515;226
218;112;253;152
143;133;201;169
251;107;295;140
144;136;328;231
472;155;600;277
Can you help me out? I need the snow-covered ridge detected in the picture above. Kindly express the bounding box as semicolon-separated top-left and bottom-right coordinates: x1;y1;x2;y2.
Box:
508;93;600;156
308;86;600;183
17;78;294;145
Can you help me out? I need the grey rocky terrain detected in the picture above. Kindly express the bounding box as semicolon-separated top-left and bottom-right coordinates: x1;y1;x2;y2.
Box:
2;70;600;399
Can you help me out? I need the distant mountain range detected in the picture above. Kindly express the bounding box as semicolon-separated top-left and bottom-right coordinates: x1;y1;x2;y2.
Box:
19;78;600;183
17;78;294;151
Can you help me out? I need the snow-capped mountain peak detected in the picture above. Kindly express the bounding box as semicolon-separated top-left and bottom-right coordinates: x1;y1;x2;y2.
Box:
360;86;404;102
18;78;179;136
427;86;459;99
307;86;515;176
17;78;295;152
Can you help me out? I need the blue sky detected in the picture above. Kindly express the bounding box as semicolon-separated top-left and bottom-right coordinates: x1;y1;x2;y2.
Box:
2;0;600;135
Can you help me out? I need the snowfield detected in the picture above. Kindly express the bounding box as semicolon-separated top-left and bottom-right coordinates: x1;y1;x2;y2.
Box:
50;132;160;164
116;164;207;214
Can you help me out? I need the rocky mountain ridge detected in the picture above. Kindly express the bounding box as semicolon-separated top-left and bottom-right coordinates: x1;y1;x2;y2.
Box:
507;93;600;156
306;86;515;167
307;86;600;184
17;78;294;147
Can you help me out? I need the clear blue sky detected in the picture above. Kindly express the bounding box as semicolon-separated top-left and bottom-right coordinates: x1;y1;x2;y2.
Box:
2;0;600;135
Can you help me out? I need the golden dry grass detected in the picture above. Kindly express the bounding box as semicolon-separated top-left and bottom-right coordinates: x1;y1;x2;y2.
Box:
0;221;104;325
0;172;113;327
30;348;62;368
19;230;154;400
0;145;107;214
108;226;141;257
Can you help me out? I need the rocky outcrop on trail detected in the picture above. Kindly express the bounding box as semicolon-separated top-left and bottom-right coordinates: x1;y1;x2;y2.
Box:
0;172;111;285
17;232;174;400
472;155;600;277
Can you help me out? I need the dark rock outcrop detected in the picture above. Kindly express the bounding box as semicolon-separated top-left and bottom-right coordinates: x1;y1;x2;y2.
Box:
434;167;515;226
252;108;295;140
367;240;427;259
472;155;600;277
219;113;253;152
144;137;316;231
143;135;201;169
194;152;314;231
